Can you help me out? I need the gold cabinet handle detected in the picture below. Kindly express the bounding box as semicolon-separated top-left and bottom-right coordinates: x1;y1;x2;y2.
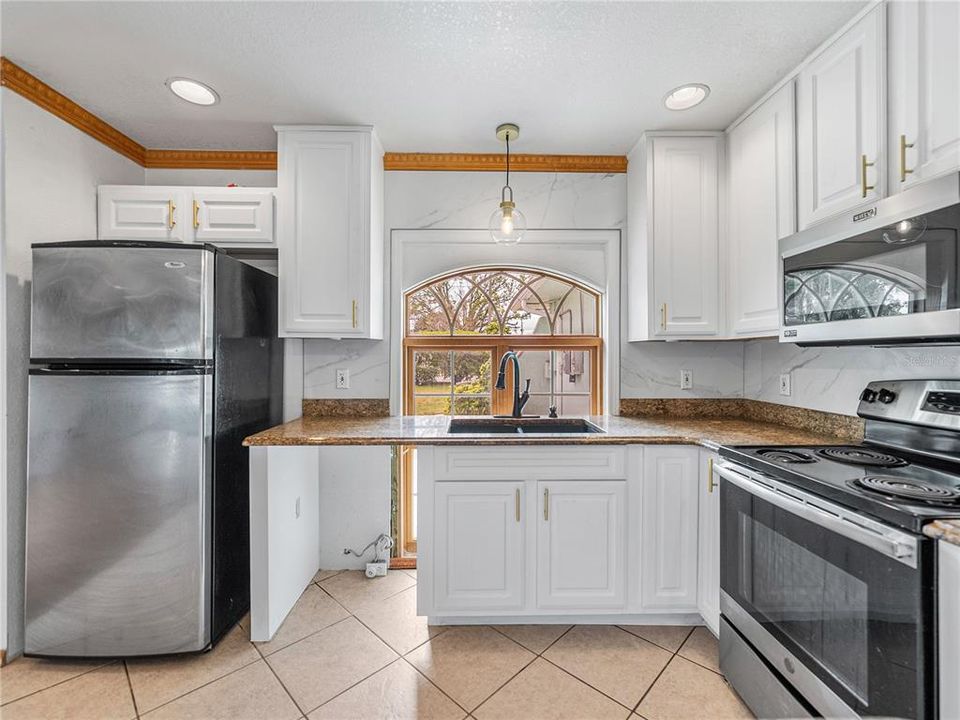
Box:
707;457;716;493
899;135;915;183
193;200;200;229
515;488;521;522
861;154;876;198
543;487;549;521
351;300;358;328
168;200;177;229
660;303;667;331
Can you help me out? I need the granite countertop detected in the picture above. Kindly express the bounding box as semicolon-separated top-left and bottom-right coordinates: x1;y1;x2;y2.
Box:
924;519;960;547
243;414;848;449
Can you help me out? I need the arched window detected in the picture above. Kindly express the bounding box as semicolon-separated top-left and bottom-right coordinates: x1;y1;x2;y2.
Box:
403;268;603;417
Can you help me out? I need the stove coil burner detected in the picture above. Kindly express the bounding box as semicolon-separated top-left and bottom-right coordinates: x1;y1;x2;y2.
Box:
755;449;818;464
816;447;908;468
852;476;960;505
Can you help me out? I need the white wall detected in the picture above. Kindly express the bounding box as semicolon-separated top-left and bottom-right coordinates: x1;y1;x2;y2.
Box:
744;338;960;416
144;168;277;187
302;170;746;403
2;88;145;656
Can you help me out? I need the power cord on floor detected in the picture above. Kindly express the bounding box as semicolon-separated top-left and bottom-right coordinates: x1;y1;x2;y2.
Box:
343;533;394;578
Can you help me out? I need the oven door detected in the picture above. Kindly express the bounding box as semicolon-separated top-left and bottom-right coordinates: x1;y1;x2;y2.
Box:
717;462;935;720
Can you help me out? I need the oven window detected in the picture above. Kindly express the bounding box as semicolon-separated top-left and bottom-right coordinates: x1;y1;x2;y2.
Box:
783;202;960;326
740;513;869;702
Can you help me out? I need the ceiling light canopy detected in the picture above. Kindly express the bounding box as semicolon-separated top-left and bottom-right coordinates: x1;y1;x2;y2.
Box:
166;77;219;106
663;83;710;111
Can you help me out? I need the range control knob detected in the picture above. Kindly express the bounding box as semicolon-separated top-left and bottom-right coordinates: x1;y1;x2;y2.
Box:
877;389;897;404
860;388;879;403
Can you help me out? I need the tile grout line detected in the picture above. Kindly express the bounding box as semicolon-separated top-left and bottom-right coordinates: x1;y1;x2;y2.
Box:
0;659;118;709
122;661;141;719
253;631;312;719
130;651;265;717
462;626;554;715
631;627;696;714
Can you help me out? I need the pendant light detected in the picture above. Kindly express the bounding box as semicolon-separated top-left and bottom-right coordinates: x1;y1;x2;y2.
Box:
489;123;527;245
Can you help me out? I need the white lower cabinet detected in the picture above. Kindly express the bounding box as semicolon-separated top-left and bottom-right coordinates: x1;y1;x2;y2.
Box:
537;481;626;610
697;450;721;635
432;481;525;612
419;445;707;623
640;447;700;611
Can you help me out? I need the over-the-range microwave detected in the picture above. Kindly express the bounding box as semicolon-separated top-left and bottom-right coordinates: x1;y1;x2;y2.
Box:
779;172;960;346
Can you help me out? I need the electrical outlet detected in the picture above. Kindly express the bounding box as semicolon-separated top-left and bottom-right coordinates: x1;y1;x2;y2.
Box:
779;373;792;397
295;496;301;519
680;369;693;390
336;369;350;389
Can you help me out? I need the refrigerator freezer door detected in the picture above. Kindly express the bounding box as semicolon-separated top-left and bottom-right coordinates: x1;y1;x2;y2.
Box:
31;244;214;362
25;370;212;656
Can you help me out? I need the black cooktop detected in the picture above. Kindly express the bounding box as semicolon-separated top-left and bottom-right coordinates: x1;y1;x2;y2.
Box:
719;443;960;532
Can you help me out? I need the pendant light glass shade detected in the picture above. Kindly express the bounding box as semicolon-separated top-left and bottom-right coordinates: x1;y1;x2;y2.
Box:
490;123;526;244
489;194;527;245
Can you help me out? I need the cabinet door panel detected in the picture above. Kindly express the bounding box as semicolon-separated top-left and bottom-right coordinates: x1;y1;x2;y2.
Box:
697;450;721;635
194;190;274;245
797;5;884;228
651;136;720;336
727;83;794;336
98;187;189;242
889;0;960;190
433;482;524;611
641;448;699;610
278;130;371;336
537;481;626;610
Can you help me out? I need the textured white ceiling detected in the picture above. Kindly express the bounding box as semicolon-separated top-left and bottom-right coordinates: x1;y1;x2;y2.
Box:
2;1;866;153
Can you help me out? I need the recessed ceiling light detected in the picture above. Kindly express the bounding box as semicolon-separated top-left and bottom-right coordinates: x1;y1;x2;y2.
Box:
166;77;219;106
663;83;710;111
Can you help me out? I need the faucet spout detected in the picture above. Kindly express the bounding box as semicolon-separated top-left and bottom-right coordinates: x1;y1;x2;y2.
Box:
496;351;528;418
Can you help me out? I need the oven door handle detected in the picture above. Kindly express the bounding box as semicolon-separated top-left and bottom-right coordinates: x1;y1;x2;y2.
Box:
715;463;918;568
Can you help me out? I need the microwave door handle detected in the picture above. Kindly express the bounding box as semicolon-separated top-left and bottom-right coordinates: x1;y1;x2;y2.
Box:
714;464;917;567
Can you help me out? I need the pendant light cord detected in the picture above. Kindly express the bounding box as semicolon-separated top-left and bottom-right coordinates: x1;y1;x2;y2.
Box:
502;133;512;202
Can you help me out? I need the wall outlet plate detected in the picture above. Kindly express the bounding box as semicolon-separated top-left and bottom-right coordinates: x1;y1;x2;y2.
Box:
680;369;693;390
779;373;792;397
336;369;350;389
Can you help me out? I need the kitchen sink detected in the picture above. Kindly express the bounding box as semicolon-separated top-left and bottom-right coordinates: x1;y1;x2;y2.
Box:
446;417;605;435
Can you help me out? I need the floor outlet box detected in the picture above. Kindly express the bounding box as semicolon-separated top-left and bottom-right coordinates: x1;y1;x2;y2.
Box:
365;561;388;578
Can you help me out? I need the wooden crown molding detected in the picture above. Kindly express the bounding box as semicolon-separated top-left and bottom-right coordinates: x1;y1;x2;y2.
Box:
0;57;277;170
1;57;146;165
143;149;278;170
383;152;627;173
2;57;627;174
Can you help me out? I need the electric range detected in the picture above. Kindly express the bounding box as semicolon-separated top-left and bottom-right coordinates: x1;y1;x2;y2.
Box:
716;379;960;720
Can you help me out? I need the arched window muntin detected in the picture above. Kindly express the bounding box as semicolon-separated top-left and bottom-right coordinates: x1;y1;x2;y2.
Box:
405;267;601;338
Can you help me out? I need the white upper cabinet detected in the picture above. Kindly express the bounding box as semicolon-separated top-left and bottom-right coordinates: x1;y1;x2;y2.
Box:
726;82;795;337
627;134;721;340
98;186;275;248
98;186;191;243
276;126;383;339
193;189;274;245
797;4;885;229
537;481;626;610
888;0;960;191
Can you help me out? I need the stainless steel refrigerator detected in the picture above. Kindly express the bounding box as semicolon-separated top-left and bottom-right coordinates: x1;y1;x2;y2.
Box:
25;241;282;657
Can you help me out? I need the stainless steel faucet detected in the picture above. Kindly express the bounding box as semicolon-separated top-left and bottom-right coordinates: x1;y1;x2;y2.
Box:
495;350;531;418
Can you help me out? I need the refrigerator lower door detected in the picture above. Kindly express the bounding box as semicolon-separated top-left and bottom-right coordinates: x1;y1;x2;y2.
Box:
31;243;214;363
26;369;213;657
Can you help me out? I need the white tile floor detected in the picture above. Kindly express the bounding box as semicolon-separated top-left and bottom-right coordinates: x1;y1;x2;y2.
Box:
0;568;754;719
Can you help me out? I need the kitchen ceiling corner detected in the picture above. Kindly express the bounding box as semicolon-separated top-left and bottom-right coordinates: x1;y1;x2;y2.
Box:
1;0;866;153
